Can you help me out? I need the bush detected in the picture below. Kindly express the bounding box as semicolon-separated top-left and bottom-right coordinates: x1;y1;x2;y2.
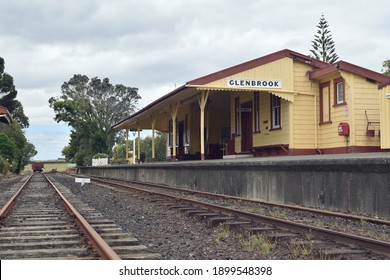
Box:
0;133;16;162
93;153;109;159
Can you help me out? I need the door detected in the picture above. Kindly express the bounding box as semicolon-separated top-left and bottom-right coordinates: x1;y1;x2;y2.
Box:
177;121;185;158
241;102;253;152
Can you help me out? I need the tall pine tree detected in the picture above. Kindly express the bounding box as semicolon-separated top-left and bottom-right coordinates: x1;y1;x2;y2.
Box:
382;60;390;76
310;14;339;64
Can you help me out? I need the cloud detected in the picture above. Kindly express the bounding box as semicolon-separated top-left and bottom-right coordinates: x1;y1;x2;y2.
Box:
1;0;389;159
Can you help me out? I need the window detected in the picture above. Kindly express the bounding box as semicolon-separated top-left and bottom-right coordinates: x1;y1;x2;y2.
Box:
271;95;281;129
254;91;260;132
235;97;240;135
334;78;345;105
320;82;331;124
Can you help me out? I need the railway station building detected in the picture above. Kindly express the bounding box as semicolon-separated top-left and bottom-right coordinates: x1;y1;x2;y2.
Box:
112;49;390;161
0;106;13;125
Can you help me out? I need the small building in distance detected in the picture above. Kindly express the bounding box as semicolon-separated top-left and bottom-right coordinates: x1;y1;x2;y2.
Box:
113;49;390;160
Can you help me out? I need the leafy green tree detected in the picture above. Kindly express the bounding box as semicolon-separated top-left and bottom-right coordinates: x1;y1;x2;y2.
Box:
310;14;339;64
0;133;16;163
136;131;167;162
0;123;37;173
382;60;390;76
112;141;129;162
49;74;141;165
0;57;29;128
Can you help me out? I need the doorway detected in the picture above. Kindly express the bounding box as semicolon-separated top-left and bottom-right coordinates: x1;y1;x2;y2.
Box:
241;102;253;152
178;121;185;158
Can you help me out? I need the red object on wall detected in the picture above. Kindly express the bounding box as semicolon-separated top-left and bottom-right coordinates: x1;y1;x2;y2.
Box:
338;122;350;136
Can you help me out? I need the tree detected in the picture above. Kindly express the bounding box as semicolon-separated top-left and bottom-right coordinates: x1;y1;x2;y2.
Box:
49;74;141;165
382;60;390;76
0;123;37;173
0;133;16;163
136;132;167;162
0;57;29;128
310;14;339;64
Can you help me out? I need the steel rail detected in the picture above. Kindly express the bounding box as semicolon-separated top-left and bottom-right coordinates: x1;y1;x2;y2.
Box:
43;174;121;260
87;174;390;226
91;176;390;257
0;174;33;220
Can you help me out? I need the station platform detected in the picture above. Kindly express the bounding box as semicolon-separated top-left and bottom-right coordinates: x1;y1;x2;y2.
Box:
79;153;390;219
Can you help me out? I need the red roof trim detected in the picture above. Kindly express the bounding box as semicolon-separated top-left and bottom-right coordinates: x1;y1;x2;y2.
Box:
112;85;187;129
310;60;390;85
380;80;390;89
187;49;328;85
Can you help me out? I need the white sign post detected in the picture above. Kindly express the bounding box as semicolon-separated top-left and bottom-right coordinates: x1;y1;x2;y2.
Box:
75;178;91;186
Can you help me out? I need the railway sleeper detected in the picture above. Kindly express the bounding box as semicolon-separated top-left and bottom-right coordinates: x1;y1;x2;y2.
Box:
207;216;236;227
223;220;253;229
0;247;94;260
324;248;366;256
0;240;87;250
265;232;297;241
243;226;279;234
0;234;82;243
120;252;162;260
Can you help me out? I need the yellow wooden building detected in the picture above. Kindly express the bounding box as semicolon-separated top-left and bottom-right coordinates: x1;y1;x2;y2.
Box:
113;49;390;161
380;81;390;149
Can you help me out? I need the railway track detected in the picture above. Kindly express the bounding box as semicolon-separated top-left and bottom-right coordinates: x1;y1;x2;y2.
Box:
0;173;159;260
77;174;390;259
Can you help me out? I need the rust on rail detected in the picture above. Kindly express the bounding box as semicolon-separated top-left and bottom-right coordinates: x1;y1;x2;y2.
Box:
43;174;121;260
0;174;33;220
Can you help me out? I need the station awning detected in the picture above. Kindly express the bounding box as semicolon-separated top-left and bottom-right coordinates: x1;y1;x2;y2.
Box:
187;84;297;102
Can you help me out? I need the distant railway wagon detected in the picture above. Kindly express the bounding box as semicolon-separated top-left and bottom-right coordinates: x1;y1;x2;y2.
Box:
32;162;44;172
112;49;390;161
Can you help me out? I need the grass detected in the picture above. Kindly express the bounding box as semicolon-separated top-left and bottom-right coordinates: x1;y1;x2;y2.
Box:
213;227;231;244
243;234;275;256
236;231;275;256
269;208;287;218
213;228;275;257
288;243;313;259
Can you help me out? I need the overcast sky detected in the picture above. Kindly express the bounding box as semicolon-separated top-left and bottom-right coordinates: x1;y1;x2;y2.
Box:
0;0;389;160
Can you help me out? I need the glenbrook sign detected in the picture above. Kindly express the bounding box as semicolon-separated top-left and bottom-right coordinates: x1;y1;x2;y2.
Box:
227;79;282;89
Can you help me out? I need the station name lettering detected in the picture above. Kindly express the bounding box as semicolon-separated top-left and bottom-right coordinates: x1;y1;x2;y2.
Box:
227;79;282;89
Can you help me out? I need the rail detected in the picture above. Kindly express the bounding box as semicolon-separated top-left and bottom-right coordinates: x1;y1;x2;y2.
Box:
0;174;33;220
43;174;121;260
89;175;390;257
0;173;120;260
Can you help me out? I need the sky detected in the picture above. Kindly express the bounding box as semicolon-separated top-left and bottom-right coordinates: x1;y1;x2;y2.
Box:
0;0;389;160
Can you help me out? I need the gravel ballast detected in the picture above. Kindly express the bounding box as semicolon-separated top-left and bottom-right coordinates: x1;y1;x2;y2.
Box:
47;174;387;260
51;174;284;260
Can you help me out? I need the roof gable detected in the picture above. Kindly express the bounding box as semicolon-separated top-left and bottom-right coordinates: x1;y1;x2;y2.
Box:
310;61;390;85
187;49;328;86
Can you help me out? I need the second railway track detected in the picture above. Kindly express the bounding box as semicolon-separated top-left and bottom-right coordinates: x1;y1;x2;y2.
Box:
76;174;390;259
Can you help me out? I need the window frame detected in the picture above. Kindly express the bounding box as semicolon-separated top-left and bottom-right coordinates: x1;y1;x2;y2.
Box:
320;81;331;124
270;94;281;130
334;78;346;106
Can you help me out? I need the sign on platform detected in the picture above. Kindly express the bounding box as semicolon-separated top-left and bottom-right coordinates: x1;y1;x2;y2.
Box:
75;177;91;186
92;157;108;166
